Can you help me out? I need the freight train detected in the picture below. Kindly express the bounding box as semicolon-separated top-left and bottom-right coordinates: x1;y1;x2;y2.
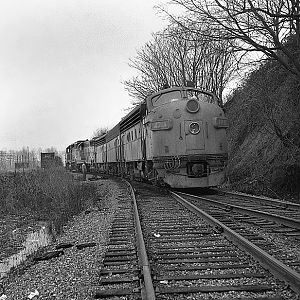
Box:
65;85;228;188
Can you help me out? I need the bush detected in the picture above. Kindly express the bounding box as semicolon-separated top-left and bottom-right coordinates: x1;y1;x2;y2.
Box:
0;168;97;233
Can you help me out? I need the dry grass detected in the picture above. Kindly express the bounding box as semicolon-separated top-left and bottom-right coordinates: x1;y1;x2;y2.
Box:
0;168;97;233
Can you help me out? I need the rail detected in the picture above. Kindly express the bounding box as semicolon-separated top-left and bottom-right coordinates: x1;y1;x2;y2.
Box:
215;189;300;210
125;181;156;300
176;191;300;230
170;191;300;294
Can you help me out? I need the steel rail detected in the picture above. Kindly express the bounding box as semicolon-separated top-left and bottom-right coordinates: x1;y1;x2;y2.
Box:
176;191;300;230
125;181;156;300
170;191;300;294
214;189;300;210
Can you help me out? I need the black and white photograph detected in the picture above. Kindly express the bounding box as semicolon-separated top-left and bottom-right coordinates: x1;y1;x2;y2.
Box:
0;0;299;299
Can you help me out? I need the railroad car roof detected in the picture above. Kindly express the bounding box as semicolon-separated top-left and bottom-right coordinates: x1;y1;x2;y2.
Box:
106;124;120;142
119;103;146;133
91;134;107;146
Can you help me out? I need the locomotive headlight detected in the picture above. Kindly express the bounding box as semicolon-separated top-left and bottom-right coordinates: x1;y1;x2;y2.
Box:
189;122;200;134
186;99;200;113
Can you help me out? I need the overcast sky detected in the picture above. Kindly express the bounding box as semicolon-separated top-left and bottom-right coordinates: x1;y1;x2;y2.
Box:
0;0;168;151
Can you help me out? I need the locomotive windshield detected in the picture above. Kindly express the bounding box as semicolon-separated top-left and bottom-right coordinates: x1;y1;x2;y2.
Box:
150;89;216;107
186;89;215;104
151;91;181;107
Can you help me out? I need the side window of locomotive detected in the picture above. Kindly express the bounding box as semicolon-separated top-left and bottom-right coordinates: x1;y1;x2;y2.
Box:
151;91;181;107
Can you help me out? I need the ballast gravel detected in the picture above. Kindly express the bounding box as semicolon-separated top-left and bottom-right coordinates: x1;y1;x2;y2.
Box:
1;179;125;300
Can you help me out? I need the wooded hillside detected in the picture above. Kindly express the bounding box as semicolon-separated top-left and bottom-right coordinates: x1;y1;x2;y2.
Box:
225;41;300;201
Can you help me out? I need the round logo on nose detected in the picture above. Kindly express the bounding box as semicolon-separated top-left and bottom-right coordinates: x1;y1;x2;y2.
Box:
189;122;200;134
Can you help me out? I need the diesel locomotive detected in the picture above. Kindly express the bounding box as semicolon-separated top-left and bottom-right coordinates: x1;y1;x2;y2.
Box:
65;85;228;188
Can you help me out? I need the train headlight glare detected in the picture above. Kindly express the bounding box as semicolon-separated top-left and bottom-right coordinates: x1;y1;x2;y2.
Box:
189;122;200;134
186;99;200;113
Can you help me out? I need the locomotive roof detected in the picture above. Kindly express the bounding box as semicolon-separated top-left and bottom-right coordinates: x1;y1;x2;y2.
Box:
66;139;87;149
146;86;218;107
119;102;146;133
147;86;215;99
77;140;90;147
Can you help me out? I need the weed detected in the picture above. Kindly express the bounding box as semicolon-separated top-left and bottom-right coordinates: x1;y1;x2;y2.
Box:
0;168;97;233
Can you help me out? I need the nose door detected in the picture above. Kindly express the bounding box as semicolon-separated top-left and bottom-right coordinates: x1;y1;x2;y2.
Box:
184;120;205;152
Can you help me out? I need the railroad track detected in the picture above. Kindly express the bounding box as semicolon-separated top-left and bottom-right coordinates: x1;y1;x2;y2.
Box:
206;189;300;229
95;180;299;299
216;189;300;211
94;181;154;299
173;190;300;273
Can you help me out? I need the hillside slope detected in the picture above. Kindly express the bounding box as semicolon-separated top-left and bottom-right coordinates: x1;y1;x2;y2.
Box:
224;59;300;202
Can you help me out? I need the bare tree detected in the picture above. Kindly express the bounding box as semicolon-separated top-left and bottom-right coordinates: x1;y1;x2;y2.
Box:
91;126;109;139
124;24;237;105
166;0;300;78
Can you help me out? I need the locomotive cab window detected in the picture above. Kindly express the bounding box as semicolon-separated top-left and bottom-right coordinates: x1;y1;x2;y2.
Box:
151;91;181;107
186;89;215;104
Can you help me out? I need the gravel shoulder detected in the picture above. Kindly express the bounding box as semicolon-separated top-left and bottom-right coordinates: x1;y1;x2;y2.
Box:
1;178;123;300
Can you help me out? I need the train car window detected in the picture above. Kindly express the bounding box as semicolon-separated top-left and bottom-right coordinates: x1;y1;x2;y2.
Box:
152;91;181;107
135;129;137;140
127;133;130;142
